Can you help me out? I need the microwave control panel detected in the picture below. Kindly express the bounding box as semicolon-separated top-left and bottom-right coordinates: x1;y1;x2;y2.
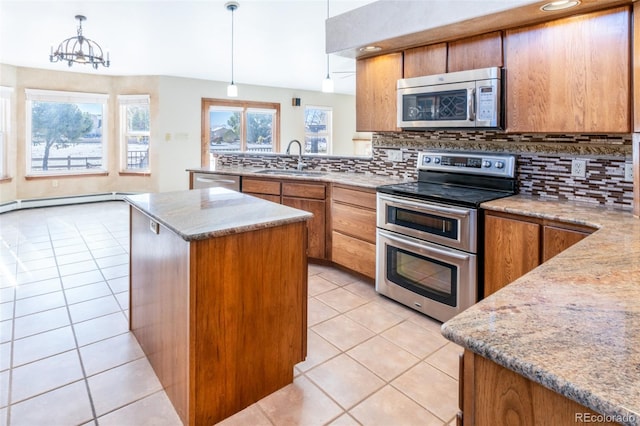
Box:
477;86;497;122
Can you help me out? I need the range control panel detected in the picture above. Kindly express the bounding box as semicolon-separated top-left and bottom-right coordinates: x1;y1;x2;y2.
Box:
417;151;516;178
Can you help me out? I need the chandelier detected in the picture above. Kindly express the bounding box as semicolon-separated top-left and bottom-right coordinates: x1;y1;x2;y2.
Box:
50;15;110;69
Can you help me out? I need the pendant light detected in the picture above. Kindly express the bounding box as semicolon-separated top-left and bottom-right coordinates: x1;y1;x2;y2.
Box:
322;0;334;93
226;1;239;97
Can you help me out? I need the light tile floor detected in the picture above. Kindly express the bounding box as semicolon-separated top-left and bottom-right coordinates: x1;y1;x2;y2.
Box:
0;201;462;426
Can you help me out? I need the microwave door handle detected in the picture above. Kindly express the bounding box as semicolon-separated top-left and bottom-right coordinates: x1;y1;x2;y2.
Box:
467;88;476;122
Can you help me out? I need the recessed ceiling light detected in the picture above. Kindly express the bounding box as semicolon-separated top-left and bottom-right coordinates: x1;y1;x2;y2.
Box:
359;45;382;53
540;0;580;11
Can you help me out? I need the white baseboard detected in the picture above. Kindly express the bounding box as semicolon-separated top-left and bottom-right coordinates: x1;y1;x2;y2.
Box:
0;192;136;214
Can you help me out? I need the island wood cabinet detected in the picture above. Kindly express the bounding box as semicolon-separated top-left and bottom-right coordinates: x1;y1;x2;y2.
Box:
356;52;403;132
330;184;377;279
484;211;593;297
458;350;617;426
129;205;307;425
242;177;327;259
505;6;630;133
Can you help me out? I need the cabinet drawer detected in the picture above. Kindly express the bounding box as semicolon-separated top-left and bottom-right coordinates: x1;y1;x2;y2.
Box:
332;186;376;209
332;202;376;244
242;178;281;196
282;182;326;200
331;231;376;279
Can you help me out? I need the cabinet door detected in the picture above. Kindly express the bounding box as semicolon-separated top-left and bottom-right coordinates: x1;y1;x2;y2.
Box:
283;197;325;259
505;6;630;133
484;215;541;298
448;31;503;72
404;43;447;78
542;226;589;262
331;231;376;279
356;53;403;132
332;202;376;244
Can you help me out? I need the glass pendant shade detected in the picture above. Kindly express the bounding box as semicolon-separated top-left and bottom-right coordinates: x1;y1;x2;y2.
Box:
322;75;334;93
227;82;238;97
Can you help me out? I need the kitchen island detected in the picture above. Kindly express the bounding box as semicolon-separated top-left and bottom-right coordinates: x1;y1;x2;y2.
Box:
442;196;640;425
125;188;312;425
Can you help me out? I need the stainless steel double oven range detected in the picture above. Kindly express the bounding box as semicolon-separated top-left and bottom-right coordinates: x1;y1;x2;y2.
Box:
376;151;516;322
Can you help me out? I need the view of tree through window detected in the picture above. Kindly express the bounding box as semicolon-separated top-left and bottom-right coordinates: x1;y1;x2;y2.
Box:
304;106;332;155
26;90;107;175
202;98;280;166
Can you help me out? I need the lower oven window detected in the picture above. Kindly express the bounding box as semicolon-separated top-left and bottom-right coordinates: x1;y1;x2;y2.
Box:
386;245;457;307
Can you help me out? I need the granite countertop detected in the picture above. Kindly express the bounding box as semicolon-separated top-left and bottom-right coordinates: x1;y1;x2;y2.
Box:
187;166;408;189
126;187;312;241
441;195;640;425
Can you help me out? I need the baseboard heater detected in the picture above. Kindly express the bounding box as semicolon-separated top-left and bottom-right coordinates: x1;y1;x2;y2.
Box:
0;192;137;214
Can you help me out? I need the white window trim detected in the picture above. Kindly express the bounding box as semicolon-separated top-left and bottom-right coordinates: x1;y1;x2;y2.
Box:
118;95;150;172
0;86;13;178
304;105;333;155
25;89;109;176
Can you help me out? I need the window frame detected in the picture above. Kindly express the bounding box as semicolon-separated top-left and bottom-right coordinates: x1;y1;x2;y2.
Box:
25;89;109;177
304;105;333;155
201;98;280;167
0;86;13;179
118;94;151;174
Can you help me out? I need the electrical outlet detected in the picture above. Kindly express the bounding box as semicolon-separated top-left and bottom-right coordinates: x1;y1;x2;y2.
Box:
387;149;403;162
571;159;587;178
625;163;634;182
52;180;59;188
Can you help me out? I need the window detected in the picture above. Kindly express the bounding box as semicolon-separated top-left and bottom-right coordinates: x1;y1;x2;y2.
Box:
304;106;332;155
119;95;150;173
25;89;108;175
0;86;12;178
202;98;280;166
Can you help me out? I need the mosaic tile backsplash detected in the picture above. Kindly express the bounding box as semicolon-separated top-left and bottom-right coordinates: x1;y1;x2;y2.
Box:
219;130;633;210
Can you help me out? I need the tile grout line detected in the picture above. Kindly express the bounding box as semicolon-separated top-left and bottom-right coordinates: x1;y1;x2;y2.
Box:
50;214;100;425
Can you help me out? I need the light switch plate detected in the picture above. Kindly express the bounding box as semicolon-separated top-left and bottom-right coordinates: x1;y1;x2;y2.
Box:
387;149;403;162
625;163;634;182
571;159;587;178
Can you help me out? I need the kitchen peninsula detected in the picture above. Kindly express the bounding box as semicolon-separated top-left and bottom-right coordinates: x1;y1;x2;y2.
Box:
442;196;640;425
125;188;312;425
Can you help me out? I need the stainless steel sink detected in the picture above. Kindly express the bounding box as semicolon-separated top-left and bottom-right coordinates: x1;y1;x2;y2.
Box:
254;169;326;177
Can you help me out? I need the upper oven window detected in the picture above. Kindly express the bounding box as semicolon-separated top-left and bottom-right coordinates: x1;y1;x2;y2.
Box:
388;205;459;240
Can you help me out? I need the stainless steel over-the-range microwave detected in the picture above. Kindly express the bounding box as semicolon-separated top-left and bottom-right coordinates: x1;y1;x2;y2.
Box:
397;67;503;129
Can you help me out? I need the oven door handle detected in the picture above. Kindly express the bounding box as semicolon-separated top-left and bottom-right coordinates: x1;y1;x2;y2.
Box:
378;194;471;217
379;229;471;261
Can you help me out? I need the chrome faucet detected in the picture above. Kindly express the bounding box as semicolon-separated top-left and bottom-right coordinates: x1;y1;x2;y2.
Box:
285;139;306;171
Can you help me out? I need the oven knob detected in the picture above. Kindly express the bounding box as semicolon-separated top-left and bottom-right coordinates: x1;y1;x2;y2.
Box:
434;158;441;164
495;161;504;169
482;160;492;168
423;157;431;164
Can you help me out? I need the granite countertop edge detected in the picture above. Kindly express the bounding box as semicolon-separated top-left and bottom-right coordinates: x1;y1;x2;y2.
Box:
187;166;408;189
126;190;313;242
442;195;640;425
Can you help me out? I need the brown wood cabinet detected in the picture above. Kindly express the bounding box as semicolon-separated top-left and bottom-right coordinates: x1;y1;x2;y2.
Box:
129;206;307;425
356;52;403;132
505;6;630;133
241;177;327;259
330;184;377;279
403;43;447;78
484;214;540;298
447;31;503;72
459;350;617;426
484;211;593;298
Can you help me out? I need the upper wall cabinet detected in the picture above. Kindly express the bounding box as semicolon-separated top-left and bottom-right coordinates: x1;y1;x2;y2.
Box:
505;6;630;133
356;52;403;132
448;31;503;72
404;43;447;78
